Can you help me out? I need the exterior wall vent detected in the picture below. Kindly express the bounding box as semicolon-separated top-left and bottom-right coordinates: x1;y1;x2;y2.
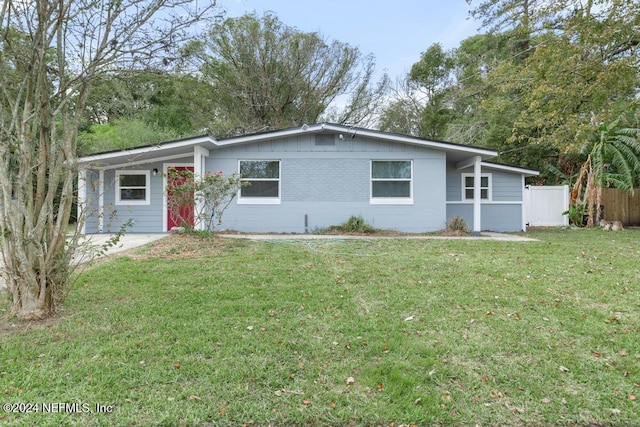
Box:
314;134;336;146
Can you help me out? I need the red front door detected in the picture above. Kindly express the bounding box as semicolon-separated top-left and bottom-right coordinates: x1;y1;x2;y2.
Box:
167;166;195;230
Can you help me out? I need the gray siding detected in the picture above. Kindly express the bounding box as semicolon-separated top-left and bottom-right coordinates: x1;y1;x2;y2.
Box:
446;164;523;202
83;169;100;232
90;159;191;233
491;170;523;202
445;163;525;232
446;164;464;201
283;158;369;202
208;134;446;233
447;204;524;232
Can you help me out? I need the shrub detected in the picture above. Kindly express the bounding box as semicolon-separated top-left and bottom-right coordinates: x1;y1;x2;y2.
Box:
343;215;375;233
446;216;469;234
320;215;376;234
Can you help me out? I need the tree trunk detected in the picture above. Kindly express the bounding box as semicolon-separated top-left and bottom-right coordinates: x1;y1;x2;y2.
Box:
9;279;52;320
1;205;72;320
591;185;603;227
585;170;599;227
570;155;590;207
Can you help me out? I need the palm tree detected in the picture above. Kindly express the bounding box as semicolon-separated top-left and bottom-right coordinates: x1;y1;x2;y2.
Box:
570;117;640;227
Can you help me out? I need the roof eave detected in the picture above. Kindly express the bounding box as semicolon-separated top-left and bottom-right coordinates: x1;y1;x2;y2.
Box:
215;126;306;146
78;135;216;164
481;161;540;176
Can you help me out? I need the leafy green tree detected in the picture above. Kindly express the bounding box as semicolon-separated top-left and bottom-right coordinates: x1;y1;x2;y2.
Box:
379;44;455;139
511;7;639;152
81;71;216;143
451;31;562;173
443;33;513;146
408;44;456;140
0;0;218;320
401;0;638;184
187;12;389;135
78;118;182;155
467;0;539;32
377;81;425;137
466;0;639;154
390;32;555;173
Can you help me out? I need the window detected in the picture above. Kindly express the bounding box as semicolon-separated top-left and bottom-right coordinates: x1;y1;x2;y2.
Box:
462;173;491;201
116;170;150;205
238;160;281;204
371;160;413;204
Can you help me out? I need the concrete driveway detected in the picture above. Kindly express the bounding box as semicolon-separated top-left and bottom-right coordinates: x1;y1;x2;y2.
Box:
0;233;168;292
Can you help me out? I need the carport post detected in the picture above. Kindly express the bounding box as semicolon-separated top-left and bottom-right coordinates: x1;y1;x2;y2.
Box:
473;156;482;235
193;146;210;231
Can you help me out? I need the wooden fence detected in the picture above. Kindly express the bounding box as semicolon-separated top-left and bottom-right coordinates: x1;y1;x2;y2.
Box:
601;188;640;226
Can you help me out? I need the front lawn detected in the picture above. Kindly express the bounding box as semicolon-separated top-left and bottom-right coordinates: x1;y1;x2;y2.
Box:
1;229;639;426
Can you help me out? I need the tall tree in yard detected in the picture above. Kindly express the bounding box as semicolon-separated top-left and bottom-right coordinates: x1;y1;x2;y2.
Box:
186;12;389;135
378;44;455;140
466;0;640;152
0;0;219;320
425;0;640;183
379;44;459;140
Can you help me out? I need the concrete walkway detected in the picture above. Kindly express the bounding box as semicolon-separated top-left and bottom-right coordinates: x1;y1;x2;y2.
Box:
222;231;538;242
76;233;169;258
0;233;169;292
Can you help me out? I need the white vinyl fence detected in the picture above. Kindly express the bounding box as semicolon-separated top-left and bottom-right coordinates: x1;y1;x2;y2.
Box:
524;185;569;227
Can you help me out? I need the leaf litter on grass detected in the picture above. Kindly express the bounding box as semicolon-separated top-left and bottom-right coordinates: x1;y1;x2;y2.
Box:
2;229;640;426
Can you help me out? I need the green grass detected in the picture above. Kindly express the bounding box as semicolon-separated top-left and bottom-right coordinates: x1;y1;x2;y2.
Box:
1;229;639;426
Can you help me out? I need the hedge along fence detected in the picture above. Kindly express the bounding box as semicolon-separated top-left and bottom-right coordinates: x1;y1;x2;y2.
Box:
600;188;640;226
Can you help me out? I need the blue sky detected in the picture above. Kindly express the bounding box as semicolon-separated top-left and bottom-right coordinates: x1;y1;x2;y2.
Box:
222;1;482;82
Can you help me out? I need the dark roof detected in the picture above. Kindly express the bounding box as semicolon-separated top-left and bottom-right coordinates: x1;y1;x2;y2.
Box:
80;133;212;157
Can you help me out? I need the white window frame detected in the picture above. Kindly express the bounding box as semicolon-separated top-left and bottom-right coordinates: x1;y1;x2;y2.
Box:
370;160;413;205
237;160;281;205
462;173;492;201
115;170;151;205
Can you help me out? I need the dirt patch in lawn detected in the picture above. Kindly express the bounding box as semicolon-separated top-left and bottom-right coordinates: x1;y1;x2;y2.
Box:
127;234;241;260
